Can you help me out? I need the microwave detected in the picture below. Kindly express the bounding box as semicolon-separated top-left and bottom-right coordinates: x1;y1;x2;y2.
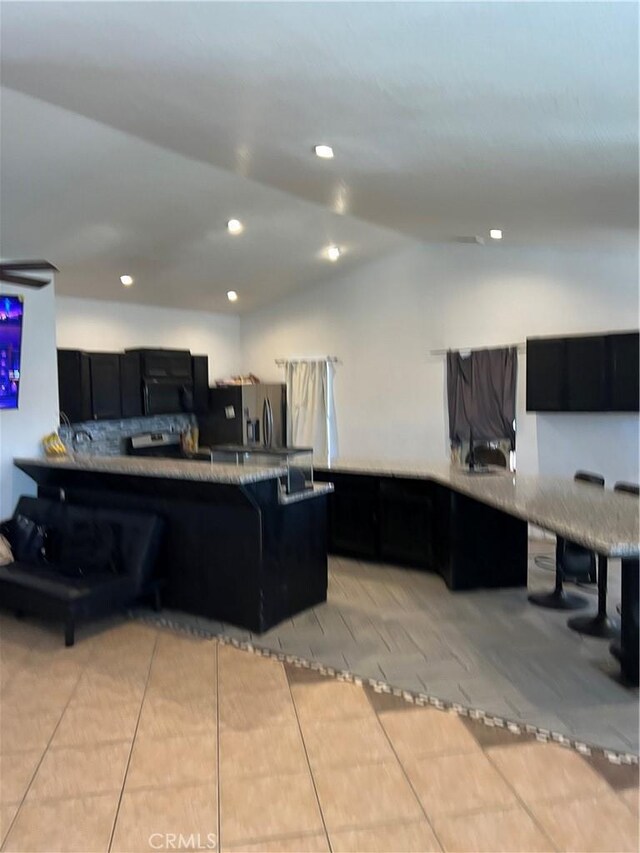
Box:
143;377;194;416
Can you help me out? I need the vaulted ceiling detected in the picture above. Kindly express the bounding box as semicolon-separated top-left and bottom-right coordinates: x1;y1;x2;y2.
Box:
1;2;637;312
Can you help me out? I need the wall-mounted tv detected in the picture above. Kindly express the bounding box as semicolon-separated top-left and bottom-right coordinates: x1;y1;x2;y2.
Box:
0;295;24;410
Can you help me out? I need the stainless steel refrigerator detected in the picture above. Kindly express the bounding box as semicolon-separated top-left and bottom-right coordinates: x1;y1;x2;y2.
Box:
198;384;287;448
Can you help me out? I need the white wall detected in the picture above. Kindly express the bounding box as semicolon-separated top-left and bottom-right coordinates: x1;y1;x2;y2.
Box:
240;243;639;483
0;279;59;517
56;297;241;382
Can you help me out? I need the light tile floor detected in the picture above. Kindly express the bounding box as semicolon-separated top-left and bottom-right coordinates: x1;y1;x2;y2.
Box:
158;540;639;755
1;614;638;852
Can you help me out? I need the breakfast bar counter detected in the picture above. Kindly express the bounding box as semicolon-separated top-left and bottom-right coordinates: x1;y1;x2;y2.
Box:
15;455;333;632
315;458;639;683
316;458;639;557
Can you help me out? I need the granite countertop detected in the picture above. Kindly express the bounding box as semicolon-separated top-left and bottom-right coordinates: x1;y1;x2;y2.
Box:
316;458;640;557
278;482;335;505
15;454;287;486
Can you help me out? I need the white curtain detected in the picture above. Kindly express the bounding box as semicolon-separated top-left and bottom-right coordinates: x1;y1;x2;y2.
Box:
285;360;337;462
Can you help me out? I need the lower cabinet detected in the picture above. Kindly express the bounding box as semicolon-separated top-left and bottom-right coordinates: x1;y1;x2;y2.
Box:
315;470;528;590
379;479;432;566
323;473;378;559
315;471;434;569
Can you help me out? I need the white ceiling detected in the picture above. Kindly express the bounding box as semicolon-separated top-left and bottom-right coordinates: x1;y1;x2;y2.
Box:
0;2;637;313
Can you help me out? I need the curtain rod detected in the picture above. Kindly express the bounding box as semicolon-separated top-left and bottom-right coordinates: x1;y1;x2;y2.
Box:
275;356;341;366
429;342;525;356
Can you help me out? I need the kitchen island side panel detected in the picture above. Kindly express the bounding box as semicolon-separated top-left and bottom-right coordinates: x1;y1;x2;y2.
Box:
255;485;328;630
16;462;331;633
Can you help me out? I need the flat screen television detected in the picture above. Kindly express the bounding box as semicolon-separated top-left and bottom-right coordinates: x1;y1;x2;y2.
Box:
0;295;24;410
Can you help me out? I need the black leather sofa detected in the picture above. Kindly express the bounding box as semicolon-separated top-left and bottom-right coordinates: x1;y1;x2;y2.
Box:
0;496;163;646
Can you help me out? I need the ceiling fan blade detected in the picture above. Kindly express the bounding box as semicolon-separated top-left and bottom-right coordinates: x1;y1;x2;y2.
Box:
0;271;51;288
0;260;58;272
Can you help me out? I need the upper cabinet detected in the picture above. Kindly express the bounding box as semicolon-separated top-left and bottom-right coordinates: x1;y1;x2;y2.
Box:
57;350;92;424
565;335;608;412
526;331;639;413
58;350;122;422
58;348;209;423
88;353;122;420
609;332;640;412
526;337;566;411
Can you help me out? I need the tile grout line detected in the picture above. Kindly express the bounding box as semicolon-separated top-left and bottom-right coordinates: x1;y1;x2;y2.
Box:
107;631;159;853
138;613;639;766
215;640;221;853
283;667;334;852
482;746;560;852
369;710;447;852
0;644;89;852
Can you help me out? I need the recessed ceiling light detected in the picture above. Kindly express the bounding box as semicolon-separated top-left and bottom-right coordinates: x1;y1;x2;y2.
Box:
227;290;238;302
490;229;503;240
120;274;134;286
314;144;334;160
227;219;244;235
327;245;341;261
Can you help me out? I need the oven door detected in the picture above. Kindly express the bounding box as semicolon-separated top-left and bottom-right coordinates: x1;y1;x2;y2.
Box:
143;378;193;415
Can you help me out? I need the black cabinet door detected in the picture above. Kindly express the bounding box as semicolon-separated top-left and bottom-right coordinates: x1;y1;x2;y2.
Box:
89;353;122;420
57;349;92;424
323;473;378;559
609;332;639;412
526;338;565;411
120;352;143;418
199;387;244;446
128;349;192;379
192;355;209;415
379;479;433;567
566;335;607;411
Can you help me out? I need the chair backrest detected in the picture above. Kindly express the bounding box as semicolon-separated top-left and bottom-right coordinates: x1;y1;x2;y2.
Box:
574;471;605;487
13;496;163;588
465;445;508;468
614;481;640;496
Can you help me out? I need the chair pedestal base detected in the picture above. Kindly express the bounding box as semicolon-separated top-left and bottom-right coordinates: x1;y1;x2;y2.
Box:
528;589;589;610
567;613;620;640
568;555;620;640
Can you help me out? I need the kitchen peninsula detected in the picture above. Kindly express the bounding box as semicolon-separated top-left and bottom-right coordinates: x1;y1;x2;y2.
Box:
315;459;640;683
15;455;333;632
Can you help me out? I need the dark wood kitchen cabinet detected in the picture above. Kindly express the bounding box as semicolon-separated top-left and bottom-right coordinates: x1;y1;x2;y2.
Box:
315;469;527;591
526;337;565;411
379;478;433;567
526;331;639;413
88;353;122;420
609;332;639;412
120;351;143;418
58;349;122;423
315;471;434;568
565;335;607;411
191;355;209;415
57;350;92;424
323;472;378;559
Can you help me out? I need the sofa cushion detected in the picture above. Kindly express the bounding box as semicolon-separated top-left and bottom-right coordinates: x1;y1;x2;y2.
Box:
11;497;163;589
4;514;48;564
0;562;135;604
49;518;120;577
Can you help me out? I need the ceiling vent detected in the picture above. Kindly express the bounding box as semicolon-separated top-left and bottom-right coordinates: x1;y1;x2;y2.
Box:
452;236;485;245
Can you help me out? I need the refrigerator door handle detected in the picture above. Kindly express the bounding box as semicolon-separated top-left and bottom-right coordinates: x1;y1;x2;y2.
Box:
263;397;273;447
262;398;269;447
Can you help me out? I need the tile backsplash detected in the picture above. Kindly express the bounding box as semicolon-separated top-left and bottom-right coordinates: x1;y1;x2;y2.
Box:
58;413;195;457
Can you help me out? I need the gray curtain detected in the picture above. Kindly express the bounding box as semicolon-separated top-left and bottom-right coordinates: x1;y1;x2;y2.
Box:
447;347;517;449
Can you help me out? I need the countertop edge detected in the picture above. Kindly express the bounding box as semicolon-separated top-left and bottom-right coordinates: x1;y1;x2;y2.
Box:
14;456;288;486
315;460;640;558
278;482;334;505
